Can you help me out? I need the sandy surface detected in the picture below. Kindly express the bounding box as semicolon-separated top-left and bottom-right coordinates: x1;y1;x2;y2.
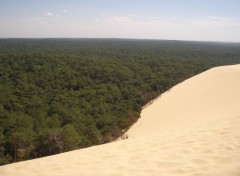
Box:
1;64;240;176
126;64;240;138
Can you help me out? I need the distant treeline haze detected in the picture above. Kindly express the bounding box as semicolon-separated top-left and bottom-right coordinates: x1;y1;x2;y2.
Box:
0;39;240;165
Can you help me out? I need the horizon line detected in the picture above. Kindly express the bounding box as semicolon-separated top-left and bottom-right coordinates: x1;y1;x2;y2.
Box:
0;37;239;43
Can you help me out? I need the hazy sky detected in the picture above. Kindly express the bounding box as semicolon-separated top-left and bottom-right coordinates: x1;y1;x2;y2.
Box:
0;0;240;42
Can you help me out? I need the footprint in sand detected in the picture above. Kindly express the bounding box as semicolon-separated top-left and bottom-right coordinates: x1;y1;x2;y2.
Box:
214;156;233;164
179;149;192;154
192;158;208;165
156;161;182;168
201;149;214;154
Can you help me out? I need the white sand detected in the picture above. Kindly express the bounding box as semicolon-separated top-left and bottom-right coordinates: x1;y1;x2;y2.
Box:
1;64;240;176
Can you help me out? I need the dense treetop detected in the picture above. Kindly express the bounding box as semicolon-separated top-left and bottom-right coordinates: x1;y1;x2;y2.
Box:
0;39;240;165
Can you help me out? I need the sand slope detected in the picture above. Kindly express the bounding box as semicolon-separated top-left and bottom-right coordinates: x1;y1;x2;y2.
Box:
127;64;240;138
1;64;240;176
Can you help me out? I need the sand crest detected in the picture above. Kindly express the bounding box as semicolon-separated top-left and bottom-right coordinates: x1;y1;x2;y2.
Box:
1;64;240;176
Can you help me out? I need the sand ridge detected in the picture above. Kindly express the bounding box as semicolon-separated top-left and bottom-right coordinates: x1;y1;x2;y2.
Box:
1;64;240;176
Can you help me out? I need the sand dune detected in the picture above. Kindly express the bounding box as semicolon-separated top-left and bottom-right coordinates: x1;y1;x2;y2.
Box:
126;64;240;138
1;64;240;176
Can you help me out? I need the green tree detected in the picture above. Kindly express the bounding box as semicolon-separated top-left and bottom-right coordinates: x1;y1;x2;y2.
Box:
61;125;81;151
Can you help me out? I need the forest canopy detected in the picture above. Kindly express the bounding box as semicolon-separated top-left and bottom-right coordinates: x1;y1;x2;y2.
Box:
0;39;240;165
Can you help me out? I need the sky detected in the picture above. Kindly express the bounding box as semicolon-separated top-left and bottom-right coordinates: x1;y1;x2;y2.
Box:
0;0;240;42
